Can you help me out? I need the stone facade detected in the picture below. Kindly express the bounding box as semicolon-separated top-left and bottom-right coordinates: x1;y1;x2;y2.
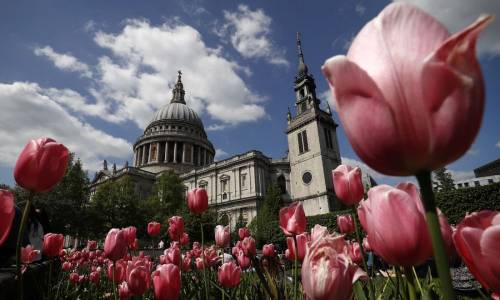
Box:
90;35;342;228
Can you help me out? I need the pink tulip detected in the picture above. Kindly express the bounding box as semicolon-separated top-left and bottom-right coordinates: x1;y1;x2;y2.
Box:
87;240;97;250
236;250;251;269
203;245;220;266
0;190;15;246
195;257;205;270
126;265;150;296
153;264;181;300
322;3;492;176
285;233;310;262
191;242;202;258
147;221;161;237
453;211;500;293
347;242;363;264
168;216;185;241
89;271;100;284
332;165;364;205
182;254;191;271
310;224;328;243
218;261;241;288
363;237;371;252
21;245;39;264
262;244;275;257
302;237;366;300
241;237;256;257
43;233;64;257
69;272;79;284
107;260;127;283
14;138;69;193
238;227;251;240
337;214;355;234
164;245;181;266
215;225;230;248
279;202;306;236
358;182;452;266
123;226;137;247
187;188;208;214
62;261;72;271
232;241;242;257
180;232;189;246
119;281;131;300
104;229;128;261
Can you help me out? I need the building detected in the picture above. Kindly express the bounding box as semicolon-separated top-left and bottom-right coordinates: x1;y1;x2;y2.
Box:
474;158;500;177
89;35;342;228
454;158;500;189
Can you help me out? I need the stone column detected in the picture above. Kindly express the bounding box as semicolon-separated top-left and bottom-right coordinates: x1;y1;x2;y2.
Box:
156;142;160;162
182;143;186;163
148;143;152;163
165;141;169;162
142;145;147;165
173;142;178;163
191;145;195;165
198;147;202;166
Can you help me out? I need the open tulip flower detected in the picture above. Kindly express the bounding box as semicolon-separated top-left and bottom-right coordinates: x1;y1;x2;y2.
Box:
153;264;181;300
104;228;128;262
0;190;15;247
14;138;69;193
453;210;500;293
187;188;208;214
279;202;306;236
215;225;230;248
168;216;185;241
218;261;241;288
322;3;492;176
332;165;364;205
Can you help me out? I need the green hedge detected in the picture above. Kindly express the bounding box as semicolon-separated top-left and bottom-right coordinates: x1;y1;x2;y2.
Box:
435;182;500;225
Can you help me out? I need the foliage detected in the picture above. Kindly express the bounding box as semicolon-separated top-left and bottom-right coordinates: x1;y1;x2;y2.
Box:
13;154;90;236
254;184;282;247
435;181;500;224
178;201;217;244
433;167;455;192
148;170;185;216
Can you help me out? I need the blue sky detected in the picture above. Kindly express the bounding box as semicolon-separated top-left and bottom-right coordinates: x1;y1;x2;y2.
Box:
0;0;499;187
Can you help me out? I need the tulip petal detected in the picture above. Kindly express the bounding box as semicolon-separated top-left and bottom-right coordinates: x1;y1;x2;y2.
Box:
323;56;409;175
458;227;489;289
422;15;492;169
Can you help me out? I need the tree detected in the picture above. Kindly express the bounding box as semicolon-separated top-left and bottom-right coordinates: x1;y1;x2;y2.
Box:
148;170;185;216
13;154;90;236
433;167;455;192
254;183;282;247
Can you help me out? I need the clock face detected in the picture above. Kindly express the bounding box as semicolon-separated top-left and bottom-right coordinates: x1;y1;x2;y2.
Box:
302;171;312;184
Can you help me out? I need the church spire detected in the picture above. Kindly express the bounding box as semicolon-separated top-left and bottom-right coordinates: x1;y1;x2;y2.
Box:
296;32;308;78
171;70;186;104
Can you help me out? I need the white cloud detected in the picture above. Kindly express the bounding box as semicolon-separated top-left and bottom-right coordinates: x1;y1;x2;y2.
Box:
355;4;366;16
319;89;337;112
0;82;131;173
341;156;386;180
206;124;228;131
34;46;93;78
215;148;229;160
395;0;500;56
448;170;475;182
466;148;479;156
218;5;288;66
91;20;266;128
496;141;500;149
84;20;97;32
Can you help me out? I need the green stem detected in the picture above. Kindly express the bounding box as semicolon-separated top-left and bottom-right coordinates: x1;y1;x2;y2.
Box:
15;193;34;300
411;267;423;295
48;260;53;297
351;208;375;300
252;257;274;299
416;171;456;300
394;267;401;300
403;267;417;300
293;236;298;300
200;223;209;300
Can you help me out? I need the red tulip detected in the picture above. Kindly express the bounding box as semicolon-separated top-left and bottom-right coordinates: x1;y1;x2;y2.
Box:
130;238;139;251
285;233;309;262
322;3;492;176
453;211;500;293
232;241;242;257
238;227;251;240
87;240;97;250
69;272;79;284
107;260;127;283
203;245;220;266
302;237;366;300
164;245;181;266
62;261;72;271
236;250;251;269
195;257;205;270
218;261;241;288
182;254;191;271
123;226;137;247
119;281;131;300
215;225;230;248
14;138;69;193
153;264;181;300
126;265;150;296
337;214;355;234
279;202;306;236
104;228;128;261
187;188;208;214
180;232;189;246
332;165;364;206
21;245;39;264
0;190;15;246
347;242;363;264
191;242;202;258
148;221;161;237
167;216;184;241
43;233;64;257
89;271;100;284
262;244;275;257
358;182;452;267
241;237;256;257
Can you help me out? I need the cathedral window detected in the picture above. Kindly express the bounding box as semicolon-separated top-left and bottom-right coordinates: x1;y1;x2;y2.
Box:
324;127;333;149
298;130;309;154
151;144;157;161
240;173;247;189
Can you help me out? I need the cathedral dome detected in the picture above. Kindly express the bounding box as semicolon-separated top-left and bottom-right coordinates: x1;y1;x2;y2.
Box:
151;102;203;128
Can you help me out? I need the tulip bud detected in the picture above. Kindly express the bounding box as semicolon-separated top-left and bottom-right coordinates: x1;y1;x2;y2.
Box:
168;216;185;241
215;225;230;248
147;221;161;237
14;138;69;193
218;262;241;288
238;227;251;240
43;233;64;257
332;165;364;206
241;237;256;257
337;214;355;234
262;244;275;257
279;202;306;236
104;229;128;261
187;188;208;214
122;226;137;247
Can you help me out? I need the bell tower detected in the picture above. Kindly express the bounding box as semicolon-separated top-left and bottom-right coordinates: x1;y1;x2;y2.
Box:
286;33;342;215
